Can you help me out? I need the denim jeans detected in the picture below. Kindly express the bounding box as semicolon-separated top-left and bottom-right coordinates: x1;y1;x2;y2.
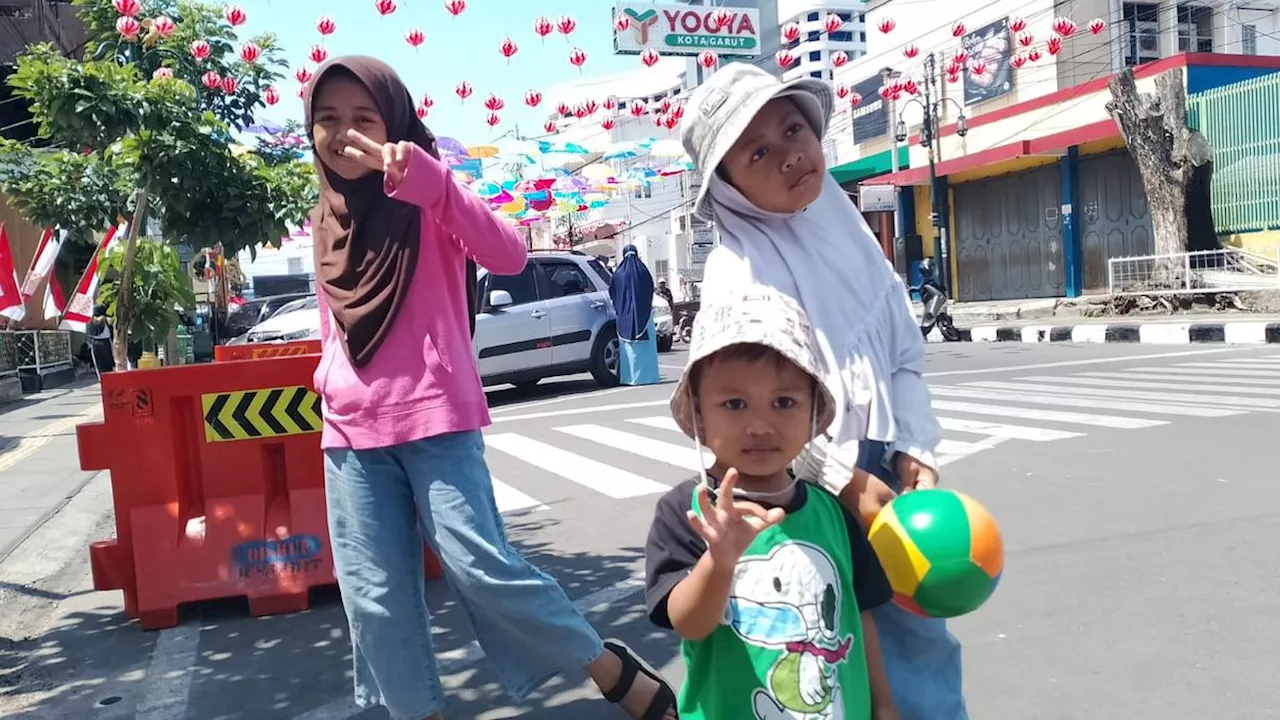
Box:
324;430;605;720
858;440;970;720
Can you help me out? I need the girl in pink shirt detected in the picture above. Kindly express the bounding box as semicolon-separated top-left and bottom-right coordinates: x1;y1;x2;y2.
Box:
306;56;676;720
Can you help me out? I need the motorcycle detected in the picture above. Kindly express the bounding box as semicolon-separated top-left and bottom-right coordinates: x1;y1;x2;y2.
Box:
913;259;961;342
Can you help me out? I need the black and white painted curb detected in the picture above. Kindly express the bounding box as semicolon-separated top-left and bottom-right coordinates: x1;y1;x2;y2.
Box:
927;321;1280;344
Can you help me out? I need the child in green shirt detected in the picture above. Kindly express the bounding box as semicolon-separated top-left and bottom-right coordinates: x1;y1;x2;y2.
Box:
645;287;898;719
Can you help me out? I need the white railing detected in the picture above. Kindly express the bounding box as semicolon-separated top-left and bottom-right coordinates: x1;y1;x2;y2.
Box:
1107;247;1280;296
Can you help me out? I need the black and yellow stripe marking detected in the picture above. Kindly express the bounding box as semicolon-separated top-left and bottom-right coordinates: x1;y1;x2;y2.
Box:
201;386;322;442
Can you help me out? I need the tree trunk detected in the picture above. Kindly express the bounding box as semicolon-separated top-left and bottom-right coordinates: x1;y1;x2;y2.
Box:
112;178;152;370
1106;67;1214;289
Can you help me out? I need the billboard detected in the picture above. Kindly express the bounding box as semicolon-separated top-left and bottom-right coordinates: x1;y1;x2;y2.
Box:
613;3;761;56
962;17;1014;106
850;74;888;143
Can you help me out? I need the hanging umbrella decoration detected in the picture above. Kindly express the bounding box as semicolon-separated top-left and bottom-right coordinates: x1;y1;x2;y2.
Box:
456;81;472;102
544;120;558;134
113;0;139;15
309;44;329;64
374;0;396;16
568;47;588;72
614;14;630;32
525;90;542;108
500;37;519;64
445;0;466;17
225;5;246;26
484;94;504;112
698;51;718;70
486;113;501;128
116;15;142;41
264;87;280;105
640;48;660;68
533;16;554;42
316;15;336;37
191;39;211;62
405;28;425;51
152;15;176;38
556;15;577;41
823;13;844;34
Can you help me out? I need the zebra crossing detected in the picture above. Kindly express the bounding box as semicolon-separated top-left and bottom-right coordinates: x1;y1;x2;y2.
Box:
482;354;1280;515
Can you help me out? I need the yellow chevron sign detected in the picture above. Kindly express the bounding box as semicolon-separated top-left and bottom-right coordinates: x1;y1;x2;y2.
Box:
201;386;322;442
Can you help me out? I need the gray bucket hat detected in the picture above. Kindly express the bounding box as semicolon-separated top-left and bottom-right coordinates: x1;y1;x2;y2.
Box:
669;286;835;442
680;62;834;221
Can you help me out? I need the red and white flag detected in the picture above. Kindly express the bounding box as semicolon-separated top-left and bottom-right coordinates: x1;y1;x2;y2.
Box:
15;227;63;320
59;223;124;333
0;224;23;322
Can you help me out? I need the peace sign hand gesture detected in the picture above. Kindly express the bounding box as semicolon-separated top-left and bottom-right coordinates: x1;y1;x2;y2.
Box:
687;469;786;566
341;129;414;187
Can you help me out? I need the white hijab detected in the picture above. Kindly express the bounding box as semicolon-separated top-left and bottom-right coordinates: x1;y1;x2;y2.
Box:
700;171;909;449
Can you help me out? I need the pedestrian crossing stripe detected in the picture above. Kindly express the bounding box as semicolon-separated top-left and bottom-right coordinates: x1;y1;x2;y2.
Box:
201;386;322;443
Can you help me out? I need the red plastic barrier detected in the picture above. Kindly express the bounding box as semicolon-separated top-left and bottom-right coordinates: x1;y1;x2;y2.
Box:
214;340;321;362
80;355;444;630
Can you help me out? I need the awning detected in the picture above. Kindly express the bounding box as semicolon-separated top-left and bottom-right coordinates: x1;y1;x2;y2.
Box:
830;146;910;185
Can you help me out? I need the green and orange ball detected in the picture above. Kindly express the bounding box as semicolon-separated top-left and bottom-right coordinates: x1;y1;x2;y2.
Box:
868;488;1004;619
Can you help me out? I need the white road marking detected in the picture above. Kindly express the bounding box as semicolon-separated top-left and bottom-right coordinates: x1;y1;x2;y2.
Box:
923;346;1249;378
1174;362;1280;371
936;416;1084;441
961;380;1280;409
1218;355;1280;363
490;399;668;424
1077;371;1280;387
491;478;548;515
488;385;637;414
557;424;701;471
1125;365;1280;378
0;405;103;473
935;438;989;456
135;623;201;720
1019;375;1280;397
930;400;1166;429
928;385;1244;417
485;434;669;498
628;416;682;433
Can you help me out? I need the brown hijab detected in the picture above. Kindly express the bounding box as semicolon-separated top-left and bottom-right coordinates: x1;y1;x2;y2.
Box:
305;56;479;368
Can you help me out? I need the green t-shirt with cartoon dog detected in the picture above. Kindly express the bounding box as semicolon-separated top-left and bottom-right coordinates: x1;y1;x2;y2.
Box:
644;477;894;719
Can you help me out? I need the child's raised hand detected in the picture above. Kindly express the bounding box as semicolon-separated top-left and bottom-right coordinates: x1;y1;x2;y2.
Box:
687;468;785;565
342;129;413;187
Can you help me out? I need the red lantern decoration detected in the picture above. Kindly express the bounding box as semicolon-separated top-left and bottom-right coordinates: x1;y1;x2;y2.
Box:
953;50;970;65
824;13;844;34
224;5;246;26
152;67;174;80
455;81;472;101
584;99;599;114
1010;16;1026;33
630;103;645;117
298;87;306;99
781;22;801;43
951;21;966;37
556;102;571;116
640;48;660;67
544;120;557;134
557;15;577;38
878;86;893;101
312;45;333;64
698;51;718;69
152;15;176;37
663;114;678;130
1018;33;1034;47
524;90;542;107
405;28;425;49
850;93;861;107
295;67;313;84
486;113;500;128
969;61;988;78
574;104;588;119
946;71;961;84
614;14;629;32
835;84;850;99
201;71;221;90
220;76;238;94
416;105;427;119
444;0;466;16
903;44;918;59
317;15;336;36
602;118;616;131
877;17;895;34
902;79;919;95
190;40;211;61
239;42;261;63
113;0;140;17
775;50;796;68
659;97;673;114
603;97;617;110
654;113;666;128
484;94;505;112
568;47;587;70
1027;48;1043;62
421;94;434;109
1047;36;1063;55
264;87;280;105
710;8;732;31
1011;54;1027;69
671;103;685;120
1052;17;1077;37
500;37;519;62
533;16;553;41
831;51;849;67
1088;18;1107;35
374;0;397;17
116;16;141;40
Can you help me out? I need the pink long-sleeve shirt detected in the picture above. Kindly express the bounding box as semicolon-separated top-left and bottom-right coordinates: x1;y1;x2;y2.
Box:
314;144;527;450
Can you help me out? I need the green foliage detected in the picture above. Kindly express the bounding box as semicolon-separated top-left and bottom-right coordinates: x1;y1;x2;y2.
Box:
97;237;196;350
0;141;132;247
74;0;287;131
255;119;308;166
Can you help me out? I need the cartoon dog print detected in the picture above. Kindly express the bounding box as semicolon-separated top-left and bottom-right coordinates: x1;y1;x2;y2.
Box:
724;540;854;719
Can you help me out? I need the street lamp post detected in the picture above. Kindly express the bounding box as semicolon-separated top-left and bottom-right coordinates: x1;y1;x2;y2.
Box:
894;52;968;294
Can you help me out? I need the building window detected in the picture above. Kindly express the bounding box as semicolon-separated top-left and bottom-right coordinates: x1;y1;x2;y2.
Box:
859;31;866;42
1177;4;1213;52
810;70;824;79
830;31;853;42
1242;24;1258;54
806;12;819;21
1122;2;1160;66
634;185;652;200
654;259;669;278
787;38;799;50
838;12;851;21
858;14;865;22
807;30;821;41
808;50;821;61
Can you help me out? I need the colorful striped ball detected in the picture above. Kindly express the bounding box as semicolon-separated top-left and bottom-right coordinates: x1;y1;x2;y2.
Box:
868;488;1004;619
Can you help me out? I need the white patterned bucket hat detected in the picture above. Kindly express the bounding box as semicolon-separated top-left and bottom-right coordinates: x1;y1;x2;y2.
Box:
669;286;835;442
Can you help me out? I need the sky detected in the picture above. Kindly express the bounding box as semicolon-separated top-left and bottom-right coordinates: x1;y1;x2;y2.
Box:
235;0;649;145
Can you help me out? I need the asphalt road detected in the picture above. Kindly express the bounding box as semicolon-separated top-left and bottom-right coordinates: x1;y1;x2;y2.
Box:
1;343;1278;719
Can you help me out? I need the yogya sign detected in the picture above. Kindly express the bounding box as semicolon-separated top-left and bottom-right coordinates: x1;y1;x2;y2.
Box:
613;3;761;56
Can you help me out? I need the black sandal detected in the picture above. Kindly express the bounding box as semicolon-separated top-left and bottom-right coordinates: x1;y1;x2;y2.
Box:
601;638;679;720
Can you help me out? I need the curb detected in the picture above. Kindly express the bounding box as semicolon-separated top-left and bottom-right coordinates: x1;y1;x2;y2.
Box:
950;321;1280;344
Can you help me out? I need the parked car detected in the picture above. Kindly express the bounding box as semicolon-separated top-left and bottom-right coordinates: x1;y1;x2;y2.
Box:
222;292;309;339
227;251;672;388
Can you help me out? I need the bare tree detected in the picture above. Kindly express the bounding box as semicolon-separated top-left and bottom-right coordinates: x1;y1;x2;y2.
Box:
1106;67;1214;285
